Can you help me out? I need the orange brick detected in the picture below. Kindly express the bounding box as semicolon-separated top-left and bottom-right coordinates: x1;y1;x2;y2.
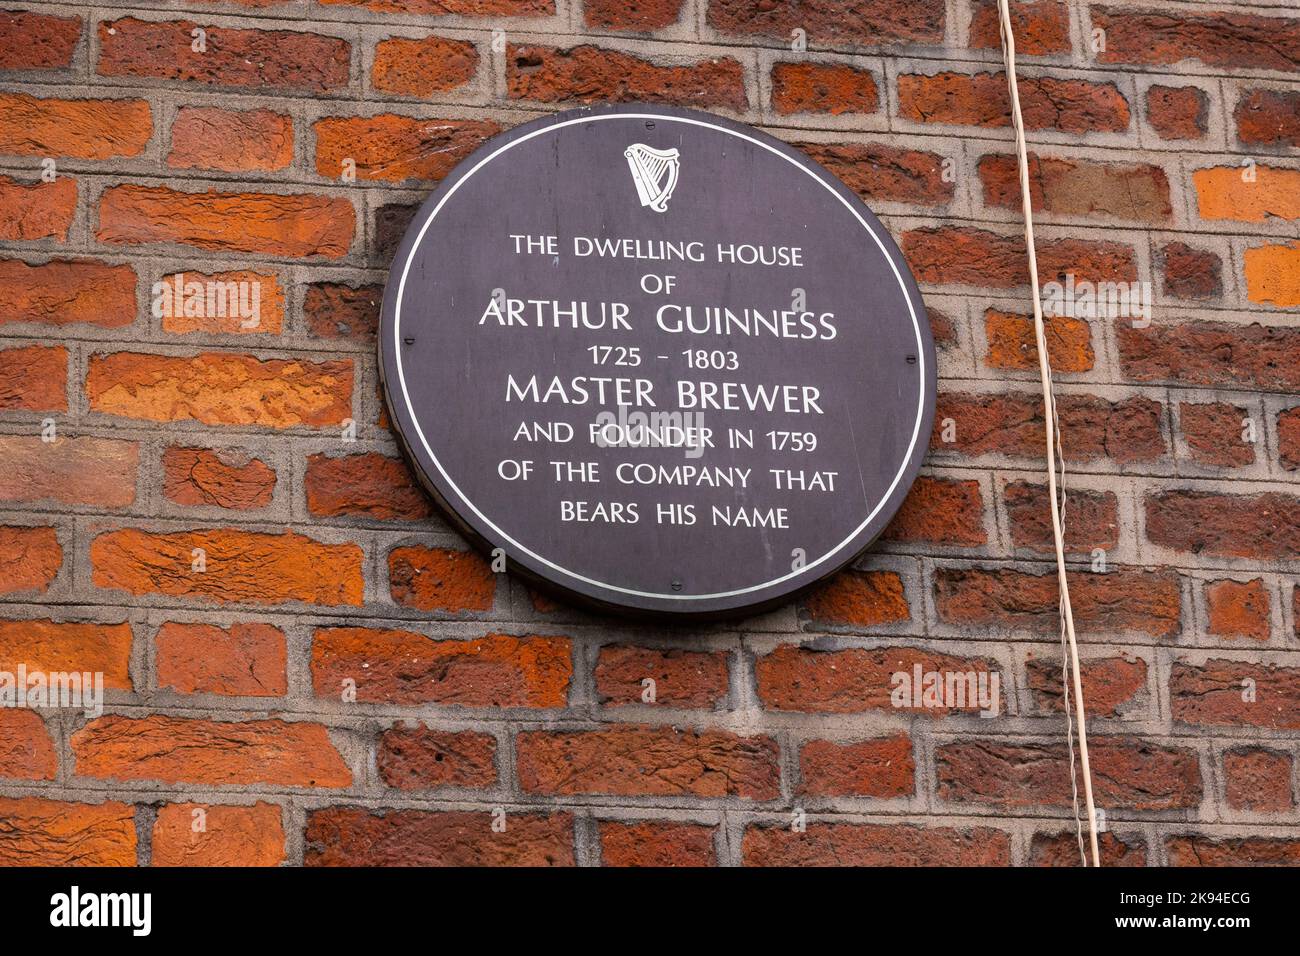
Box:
0;797;136;865
0;344;67;411
0;526;61;595
161;447;276;510
72;715;351;787
168;106;292;173
0;92;151;159
91;528;364;606
372;35;479;96
1205;579;1270;641
0;710;57;779
87;351;353;428
801;569;910;627
156;270;284;335
0;618;133;689
314;114;499;183
98;184;354;258
984;309;1094;372
0;176;76;241
156;621;287;696
1244;242;1300;308
0;258;136;328
1194;166;1300;223
151;802;285;866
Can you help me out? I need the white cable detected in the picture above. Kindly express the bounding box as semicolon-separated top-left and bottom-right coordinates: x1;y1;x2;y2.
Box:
995;0;1102;867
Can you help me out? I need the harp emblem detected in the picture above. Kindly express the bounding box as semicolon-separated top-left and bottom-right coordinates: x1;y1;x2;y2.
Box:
623;143;680;213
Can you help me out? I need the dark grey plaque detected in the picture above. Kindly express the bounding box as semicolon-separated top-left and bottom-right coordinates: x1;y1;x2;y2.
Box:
379;103;935;619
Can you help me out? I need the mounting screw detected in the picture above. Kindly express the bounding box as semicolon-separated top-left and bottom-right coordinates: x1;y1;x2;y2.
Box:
671;579;682;592
906;354;917;365
403;336;415;345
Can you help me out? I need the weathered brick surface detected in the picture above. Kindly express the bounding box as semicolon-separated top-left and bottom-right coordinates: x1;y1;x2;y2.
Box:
0;0;1293;868
152;802;285;866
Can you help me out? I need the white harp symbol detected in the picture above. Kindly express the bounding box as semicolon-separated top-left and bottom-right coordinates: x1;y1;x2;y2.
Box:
624;143;680;213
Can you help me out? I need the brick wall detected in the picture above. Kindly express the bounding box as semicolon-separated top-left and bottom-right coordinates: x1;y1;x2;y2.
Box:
0;0;1297;867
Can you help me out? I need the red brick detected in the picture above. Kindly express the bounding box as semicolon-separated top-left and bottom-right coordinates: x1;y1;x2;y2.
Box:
1180;403;1254;468
88;351;353;428
162;447;275;511
168;106;292;173
372;35;479;96
98;17;351;93
508;44;747;111
796;141;951;206
305;808;574;867
1146;85;1207;140
586;0;683;29
937;737;1201;809
969;0;1070;55
707;0;945;46
897;72;1130;133
801;569;909;628
771;62;878;115
1005;481;1118;555
1167;835;1300;866
982;309;1094;372
304;282;381;343
0;618;133;688
312;628;571;707
0;176;76;241
91;528;364;606
1092;7;1300;73
518;724;779;798
1171;659;1300;730
155;621;287;697
743;822;1009;866
314;114;499;184
320;0;553;13
1030;830;1147;866
377;724;497;790
599;820;715;867
388;545;496;612
1235;88;1300;148
1158;242;1221;300
98;184;354;258
72;715;351;787
0;435;137;508
1120;320;1300;392
0;526;61;595
935;566;1181;638
0;10;81;71
881;476;986;546
798;735;914;798
152;802;285;866
932;392;1164;463
1223;748;1293;812
978;153;1171;223
595;645;729;707
0;258;136;328
0;344;66;411
755;644;1000;715
0;797;135;866
1146;490;1298;561
1025;654;1147;717
306;453;432;520
0;92;151;159
1279;407;1300;470
903;227;1136;288
0;710;56;780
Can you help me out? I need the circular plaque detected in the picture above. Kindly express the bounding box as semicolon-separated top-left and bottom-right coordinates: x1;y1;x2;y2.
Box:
379;103;935;619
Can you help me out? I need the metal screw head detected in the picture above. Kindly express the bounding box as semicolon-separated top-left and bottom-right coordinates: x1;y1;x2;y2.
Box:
671;579;682;592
